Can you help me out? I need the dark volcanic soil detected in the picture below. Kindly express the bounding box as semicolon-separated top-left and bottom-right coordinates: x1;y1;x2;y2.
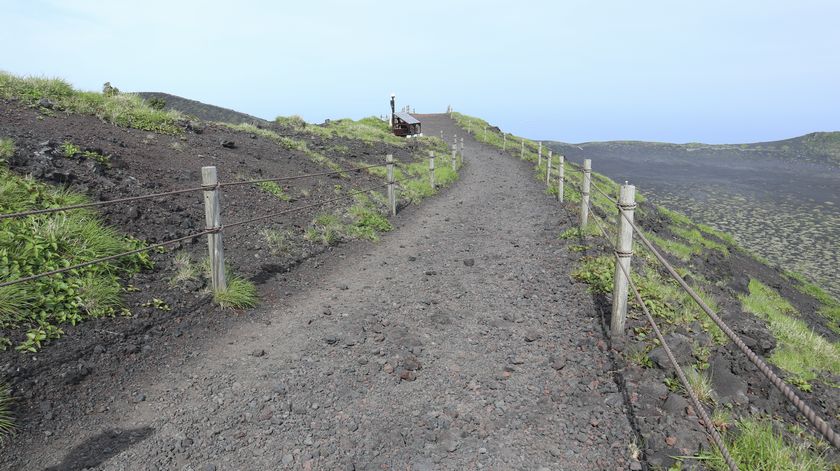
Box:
553;142;840;297
0;113;640;470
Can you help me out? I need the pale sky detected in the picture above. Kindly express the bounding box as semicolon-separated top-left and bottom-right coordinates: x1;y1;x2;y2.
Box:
2;0;838;144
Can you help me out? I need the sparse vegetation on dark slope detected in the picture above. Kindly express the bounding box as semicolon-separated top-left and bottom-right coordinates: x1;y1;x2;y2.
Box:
136;92;269;125
545;133;840;299
453;113;839;469
0;73;459;463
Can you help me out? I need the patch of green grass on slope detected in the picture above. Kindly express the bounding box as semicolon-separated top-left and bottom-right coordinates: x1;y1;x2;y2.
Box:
0;166;152;352
0;72;184;134
740;279;840;389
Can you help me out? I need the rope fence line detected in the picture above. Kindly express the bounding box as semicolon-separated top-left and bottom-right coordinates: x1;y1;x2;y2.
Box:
0;186;206;221
0;230;213;289
621;208;840;450
219;162;389;188
584;199;739;471
0;163;392;221
553;156;840;451
0;155;438;292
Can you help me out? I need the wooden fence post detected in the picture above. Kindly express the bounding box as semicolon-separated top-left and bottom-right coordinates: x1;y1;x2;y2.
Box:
557;155;565;202
202;166;227;292
451;144;457;171
429;151;435;189
538;142;542;166
386;154;396;216
546;150;553;186
611;183;637;336
580;159;591;229
460;137;464;167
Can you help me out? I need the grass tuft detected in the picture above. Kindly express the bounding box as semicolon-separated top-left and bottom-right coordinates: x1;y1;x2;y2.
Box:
699;419;829;470
0;138;14;161
0;384;13;444
740;279;840;388
212;270;257;309
256;181;291;201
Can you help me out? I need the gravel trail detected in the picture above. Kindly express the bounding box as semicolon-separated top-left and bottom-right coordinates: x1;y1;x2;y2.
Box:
10;114;637;471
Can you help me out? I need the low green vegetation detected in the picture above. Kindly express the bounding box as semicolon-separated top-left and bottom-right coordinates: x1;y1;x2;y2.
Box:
213;271;258;309
61;140;110;165
261;229;293;256
787;271;840;333
0;167;151;351
740;279;840;389
0;383;12;444
219;122;347;175
0;138;14;161
0;72;184;134
256;181;291;201
169;252;199;286
699;419;830;471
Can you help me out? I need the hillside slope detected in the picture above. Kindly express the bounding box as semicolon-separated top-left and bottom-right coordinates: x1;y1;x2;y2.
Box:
136;91;269;125
548;131;840;167
0;73;457;465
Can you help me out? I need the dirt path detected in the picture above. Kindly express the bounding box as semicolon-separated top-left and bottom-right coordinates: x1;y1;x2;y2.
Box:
6;115;636;471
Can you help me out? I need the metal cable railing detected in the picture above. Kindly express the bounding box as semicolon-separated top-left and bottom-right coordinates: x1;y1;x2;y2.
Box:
0;230;213;289
0;167;420;290
583;197;739;471
0;163;390;220
568;168;840;450
219;163;388;188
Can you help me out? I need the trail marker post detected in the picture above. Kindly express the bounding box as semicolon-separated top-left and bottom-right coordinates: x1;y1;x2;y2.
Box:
580;159;591;229
557;155;565;202
202;166;227;293
387;154;396;216
611;183;636;336
429;152;435;189
546;150;553;186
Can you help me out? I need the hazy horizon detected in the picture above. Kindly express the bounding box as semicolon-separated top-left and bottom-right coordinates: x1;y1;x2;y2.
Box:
3;0;839;144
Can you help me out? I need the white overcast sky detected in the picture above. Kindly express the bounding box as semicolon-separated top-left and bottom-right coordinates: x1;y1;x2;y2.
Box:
2;0;839;143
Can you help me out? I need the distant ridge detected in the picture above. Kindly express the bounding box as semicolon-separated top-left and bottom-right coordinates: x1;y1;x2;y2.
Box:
135;92;269;125
547;131;840;166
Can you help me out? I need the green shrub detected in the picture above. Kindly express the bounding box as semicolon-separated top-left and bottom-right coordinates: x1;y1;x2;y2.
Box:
0;167;151;351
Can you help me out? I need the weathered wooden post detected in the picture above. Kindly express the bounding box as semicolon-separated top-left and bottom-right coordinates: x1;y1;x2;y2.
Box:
580;159;591;229
611;183;637;336
520;140;524;159
386;154;396;216
429;151;435;189
460;137;464;167
202;166;227;292
451;144;457;171
546;150;553;185
538;142;543;166
557;155;565;202
503;133;507;151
